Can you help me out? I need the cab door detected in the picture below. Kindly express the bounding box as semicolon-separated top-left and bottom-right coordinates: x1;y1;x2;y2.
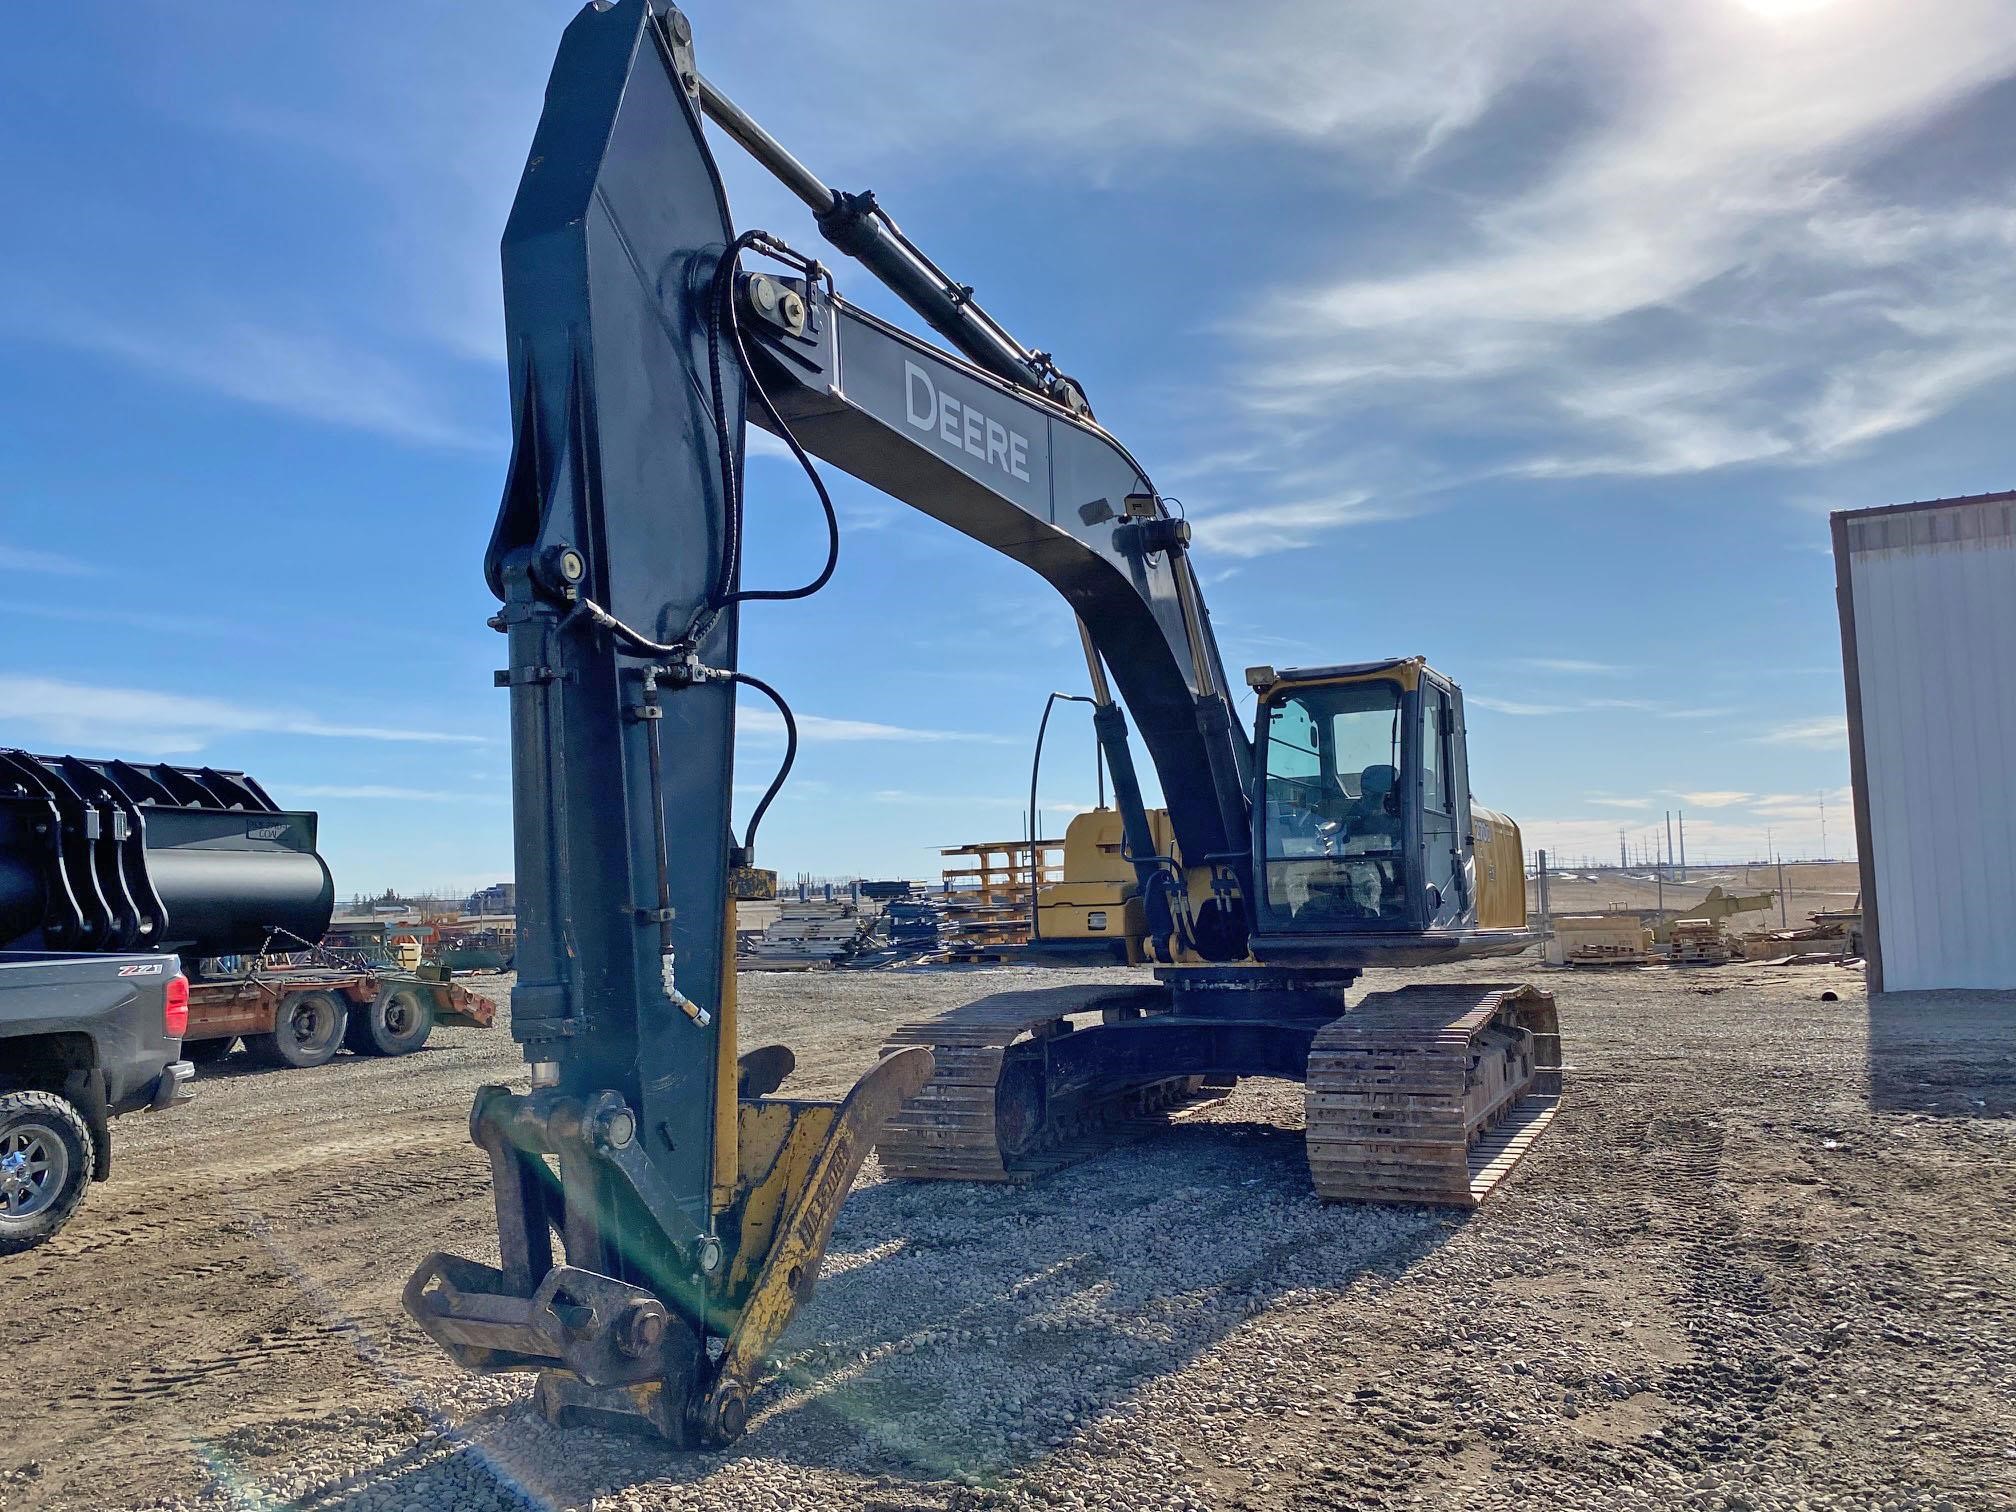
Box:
1418;677;1467;925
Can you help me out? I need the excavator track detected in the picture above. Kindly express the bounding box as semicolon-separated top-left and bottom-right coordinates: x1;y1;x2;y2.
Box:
877;984;1218;1182
1304;983;1561;1207
878;980;1562;1205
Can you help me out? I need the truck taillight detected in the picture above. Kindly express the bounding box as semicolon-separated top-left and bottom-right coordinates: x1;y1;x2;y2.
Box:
164;973;190;1039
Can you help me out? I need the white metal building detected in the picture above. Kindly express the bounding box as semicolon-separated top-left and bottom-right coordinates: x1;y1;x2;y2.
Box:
1833;491;2016;992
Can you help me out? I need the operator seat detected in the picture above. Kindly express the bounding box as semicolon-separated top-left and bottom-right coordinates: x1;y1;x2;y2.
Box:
1347;764;1401;848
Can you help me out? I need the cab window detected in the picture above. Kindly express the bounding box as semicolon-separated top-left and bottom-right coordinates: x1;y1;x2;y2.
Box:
1423;688;1447;812
1261;680;1407;925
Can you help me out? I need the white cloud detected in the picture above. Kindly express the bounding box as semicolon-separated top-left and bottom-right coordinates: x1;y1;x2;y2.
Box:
1671;791;1754;809
0;542;96;576
746;428;794;461
1586;796;1651;810
1186;494;1406;558
1472;694;1736;720
1230;1;2016;480
1747;786;1853;817
1518;657;1633;675
1757;715;1848;748
739;708;1013;744
1521;806;1853;865
0;677;484;757
783;2;1575;169
32;306;498;452
1471;696;1580;717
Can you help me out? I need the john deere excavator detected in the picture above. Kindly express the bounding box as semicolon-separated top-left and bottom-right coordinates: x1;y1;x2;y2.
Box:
406;0;1562;1446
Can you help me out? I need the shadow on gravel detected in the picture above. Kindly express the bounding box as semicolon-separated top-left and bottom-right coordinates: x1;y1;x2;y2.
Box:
185;1046;440;1084
277;1105;1469;1510
1866;990;2016;1116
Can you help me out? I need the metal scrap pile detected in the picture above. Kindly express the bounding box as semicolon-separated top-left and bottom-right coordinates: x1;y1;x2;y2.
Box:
738;902;877;970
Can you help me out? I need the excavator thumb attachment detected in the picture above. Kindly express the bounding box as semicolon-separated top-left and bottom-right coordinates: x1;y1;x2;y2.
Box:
405;1045;933;1444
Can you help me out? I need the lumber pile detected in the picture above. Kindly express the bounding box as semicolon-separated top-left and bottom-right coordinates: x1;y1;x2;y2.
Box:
1668;917;1732;964
1546;915;1654;967
935;838;1060;956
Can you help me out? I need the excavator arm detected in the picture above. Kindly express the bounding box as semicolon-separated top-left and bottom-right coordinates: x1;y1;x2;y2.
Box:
729;257;1258;957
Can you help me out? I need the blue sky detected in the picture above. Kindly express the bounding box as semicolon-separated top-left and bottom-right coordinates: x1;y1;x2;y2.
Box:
5;0;2012;893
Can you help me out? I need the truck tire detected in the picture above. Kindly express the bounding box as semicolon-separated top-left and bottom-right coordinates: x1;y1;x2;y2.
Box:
0;1091;95;1255
352;984;434;1057
249;991;348;1069
183;1036;236;1065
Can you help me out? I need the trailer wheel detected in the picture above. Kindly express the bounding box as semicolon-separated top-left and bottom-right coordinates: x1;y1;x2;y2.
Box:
250;991;348;1069
183;1036;236;1065
0;1091;95;1255
355;984;434;1057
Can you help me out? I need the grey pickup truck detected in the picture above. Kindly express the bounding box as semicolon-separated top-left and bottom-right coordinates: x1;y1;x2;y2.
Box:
0;951;195;1253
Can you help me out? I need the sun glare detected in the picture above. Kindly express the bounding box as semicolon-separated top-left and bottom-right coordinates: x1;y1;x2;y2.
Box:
1735;0;1841;19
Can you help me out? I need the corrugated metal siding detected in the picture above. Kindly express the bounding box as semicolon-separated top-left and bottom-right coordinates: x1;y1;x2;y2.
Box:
1845;497;2016;991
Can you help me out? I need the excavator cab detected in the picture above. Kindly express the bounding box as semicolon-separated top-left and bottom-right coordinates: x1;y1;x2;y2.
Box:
1245;657;1528;961
1033;657;1532;968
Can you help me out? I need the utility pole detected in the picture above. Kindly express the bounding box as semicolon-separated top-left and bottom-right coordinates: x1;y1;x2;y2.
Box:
1664;811;1675;882
1778;854;1789;926
1819;790;1828;859
1619;829;1627;870
1678;810;1687;881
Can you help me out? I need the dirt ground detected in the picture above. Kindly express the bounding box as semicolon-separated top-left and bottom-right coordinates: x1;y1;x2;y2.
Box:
4;955;2011;1512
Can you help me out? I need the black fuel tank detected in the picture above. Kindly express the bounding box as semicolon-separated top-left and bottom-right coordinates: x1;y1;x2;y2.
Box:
0;751;335;961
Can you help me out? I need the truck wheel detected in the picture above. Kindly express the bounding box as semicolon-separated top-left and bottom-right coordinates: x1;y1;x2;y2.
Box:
355;984;434;1057
0;1091;95;1256
250;991;349;1069
184;1036;236;1065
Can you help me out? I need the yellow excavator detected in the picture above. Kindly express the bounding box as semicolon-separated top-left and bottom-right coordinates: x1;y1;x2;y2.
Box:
405;0;1562;1446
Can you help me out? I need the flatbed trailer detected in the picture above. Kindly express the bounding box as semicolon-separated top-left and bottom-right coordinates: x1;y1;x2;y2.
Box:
182;967;496;1070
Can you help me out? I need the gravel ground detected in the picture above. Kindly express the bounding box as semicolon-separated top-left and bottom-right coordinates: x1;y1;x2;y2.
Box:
3;959;2011;1512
